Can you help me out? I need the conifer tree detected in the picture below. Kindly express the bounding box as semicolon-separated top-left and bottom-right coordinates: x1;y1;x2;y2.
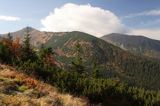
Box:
92;62;100;78
7;32;12;41
22;27;35;61
72;41;85;74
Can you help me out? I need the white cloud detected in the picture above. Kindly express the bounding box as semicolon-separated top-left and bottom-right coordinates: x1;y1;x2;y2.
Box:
123;9;160;19
129;28;160;40
146;10;160;16
41;3;127;37
0;15;20;21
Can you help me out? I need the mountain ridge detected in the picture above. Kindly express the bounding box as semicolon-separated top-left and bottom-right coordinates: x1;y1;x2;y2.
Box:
43;30;160;90
101;33;160;59
1;27;69;47
1;27;160;89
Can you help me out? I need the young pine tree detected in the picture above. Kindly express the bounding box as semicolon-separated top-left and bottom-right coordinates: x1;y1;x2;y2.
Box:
22;27;36;61
7;32;13;41
71;42;85;74
92;62;100;78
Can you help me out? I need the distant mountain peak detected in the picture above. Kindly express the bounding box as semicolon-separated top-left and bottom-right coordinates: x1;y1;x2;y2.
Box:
101;33;160;59
21;26;37;32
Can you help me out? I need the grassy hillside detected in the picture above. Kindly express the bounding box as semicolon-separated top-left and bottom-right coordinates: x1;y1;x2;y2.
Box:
0;64;87;106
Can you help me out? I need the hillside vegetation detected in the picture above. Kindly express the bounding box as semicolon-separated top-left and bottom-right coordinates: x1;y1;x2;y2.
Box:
0;27;160;105
0;64;87;106
45;31;160;90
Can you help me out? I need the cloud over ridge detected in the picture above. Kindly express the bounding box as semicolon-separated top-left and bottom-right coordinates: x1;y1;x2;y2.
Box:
41;3;127;37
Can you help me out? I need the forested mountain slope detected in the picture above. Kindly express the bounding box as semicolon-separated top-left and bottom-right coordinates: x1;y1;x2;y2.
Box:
1;28;160;105
1;28;160;89
44;31;160;90
101;33;160;59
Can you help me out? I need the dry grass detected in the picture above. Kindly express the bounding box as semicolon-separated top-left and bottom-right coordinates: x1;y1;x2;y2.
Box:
0;64;88;106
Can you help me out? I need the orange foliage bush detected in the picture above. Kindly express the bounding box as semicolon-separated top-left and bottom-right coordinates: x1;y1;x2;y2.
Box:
12;37;22;59
45;54;56;66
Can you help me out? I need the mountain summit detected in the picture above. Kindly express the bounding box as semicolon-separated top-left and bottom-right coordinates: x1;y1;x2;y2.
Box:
1;27;54;47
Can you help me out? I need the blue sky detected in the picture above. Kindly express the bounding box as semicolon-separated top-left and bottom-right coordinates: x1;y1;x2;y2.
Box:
0;0;160;39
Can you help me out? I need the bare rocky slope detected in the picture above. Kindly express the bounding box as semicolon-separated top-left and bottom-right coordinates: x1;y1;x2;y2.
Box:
2;27;67;47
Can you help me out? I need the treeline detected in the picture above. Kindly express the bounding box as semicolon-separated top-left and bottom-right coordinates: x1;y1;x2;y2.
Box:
0;29;160;105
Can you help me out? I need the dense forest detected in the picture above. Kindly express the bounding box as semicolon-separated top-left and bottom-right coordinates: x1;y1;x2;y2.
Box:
44;31;160;90
0;29;160;106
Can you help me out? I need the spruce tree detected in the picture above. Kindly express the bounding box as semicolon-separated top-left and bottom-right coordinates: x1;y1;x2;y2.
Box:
22;27;35;61
71;41;85;74
92;62;100;78
7;32;12;41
